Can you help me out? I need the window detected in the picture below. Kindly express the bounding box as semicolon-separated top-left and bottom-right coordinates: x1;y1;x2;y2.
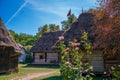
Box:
39;55;44;59
0;53;3;58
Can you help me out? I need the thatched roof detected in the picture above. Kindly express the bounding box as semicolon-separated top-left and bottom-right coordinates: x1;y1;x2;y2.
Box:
30;31;64;53
0;18;21;54
31;13;95;53
64;12;95;42
17;43;27;55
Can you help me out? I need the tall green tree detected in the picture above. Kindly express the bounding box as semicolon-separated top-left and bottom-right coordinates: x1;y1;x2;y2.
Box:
35;24;49;39
38;24;49;34
61;14;76;30
9;30;19;42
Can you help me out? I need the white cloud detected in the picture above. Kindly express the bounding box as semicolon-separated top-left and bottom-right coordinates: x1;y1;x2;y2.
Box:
28;0;80;17
6;0;30;25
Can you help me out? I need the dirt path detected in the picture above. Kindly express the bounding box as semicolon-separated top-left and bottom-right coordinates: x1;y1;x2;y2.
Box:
11;71;56;80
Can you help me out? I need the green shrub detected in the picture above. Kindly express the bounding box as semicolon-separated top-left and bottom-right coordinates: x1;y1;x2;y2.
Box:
58;32;93;80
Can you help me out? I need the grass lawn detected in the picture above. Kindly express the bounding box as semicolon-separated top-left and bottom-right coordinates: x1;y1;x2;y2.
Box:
32;70;61;80
0;64;59;80
0;64;114;80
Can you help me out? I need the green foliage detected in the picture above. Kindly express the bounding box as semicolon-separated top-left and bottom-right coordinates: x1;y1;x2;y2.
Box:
58;32;93;80
25;46;33;63
110;65;120;79
9;30;35;46
81;32;92;54
19;60;24;64
25;53;33;63
49;24;60;31
61;14;76;30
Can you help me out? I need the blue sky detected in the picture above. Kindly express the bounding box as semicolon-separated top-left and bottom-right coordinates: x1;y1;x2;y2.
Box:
0;0;98;35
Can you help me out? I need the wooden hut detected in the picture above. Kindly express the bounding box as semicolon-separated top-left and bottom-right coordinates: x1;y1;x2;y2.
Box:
64;12;120;73
30;31;64;64
63;13;105;73
0;18;21;73
31;12;120;73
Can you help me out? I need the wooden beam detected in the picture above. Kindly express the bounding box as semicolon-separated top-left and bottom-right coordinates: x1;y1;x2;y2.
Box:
45;53;47;62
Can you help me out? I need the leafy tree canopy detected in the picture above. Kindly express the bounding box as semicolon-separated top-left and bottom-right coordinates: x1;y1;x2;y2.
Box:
61;14;76;30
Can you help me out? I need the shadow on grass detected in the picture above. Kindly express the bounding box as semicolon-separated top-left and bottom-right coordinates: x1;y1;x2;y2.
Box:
21;64;60;69
0;72;11;76
41;76;62;80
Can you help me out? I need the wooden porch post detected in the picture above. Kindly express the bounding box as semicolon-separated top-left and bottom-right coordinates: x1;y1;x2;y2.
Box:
33;53;35;62
45;53;47;62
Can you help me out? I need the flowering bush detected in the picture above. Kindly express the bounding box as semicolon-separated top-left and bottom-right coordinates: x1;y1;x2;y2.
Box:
110;65;120;79
58;32;93;80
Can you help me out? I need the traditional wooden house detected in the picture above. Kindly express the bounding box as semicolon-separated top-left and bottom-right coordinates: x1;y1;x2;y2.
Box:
31;12;120;73
0;18;21;73
30;31;64;64
64;13;120;73
63;13;105;73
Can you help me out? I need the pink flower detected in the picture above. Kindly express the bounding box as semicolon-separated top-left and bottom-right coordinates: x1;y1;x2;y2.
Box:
76;43;80;46
65;52;68;55
66;47;70;51
58;36;64;41
75;47;79;50
71;42;76;47
65;61;71;67
71;42;80;47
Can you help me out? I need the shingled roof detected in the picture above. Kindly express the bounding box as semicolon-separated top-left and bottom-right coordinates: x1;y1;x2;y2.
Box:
30;31;64;53
0;18;21;54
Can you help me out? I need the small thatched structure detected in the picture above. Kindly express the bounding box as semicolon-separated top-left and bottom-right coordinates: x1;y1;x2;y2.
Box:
0;18;21;73
30;31;64;64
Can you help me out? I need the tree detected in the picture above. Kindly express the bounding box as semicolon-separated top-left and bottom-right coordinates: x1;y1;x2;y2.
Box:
49;24;60;31
61;14;76;30
94;0;120;55
35;24;49;40
9;30;19;42
38;24;49;34
9;30;35;46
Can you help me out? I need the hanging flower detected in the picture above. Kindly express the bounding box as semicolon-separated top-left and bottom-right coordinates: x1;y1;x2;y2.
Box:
118;65;120;67
76;42;80;46
66;47;70;51
65;52;68;55
111;66;115;70
89;66;93;71
75;47;79;50
65;61;71;67
104;71;107;74
71;42;80;47
58;36;64;41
